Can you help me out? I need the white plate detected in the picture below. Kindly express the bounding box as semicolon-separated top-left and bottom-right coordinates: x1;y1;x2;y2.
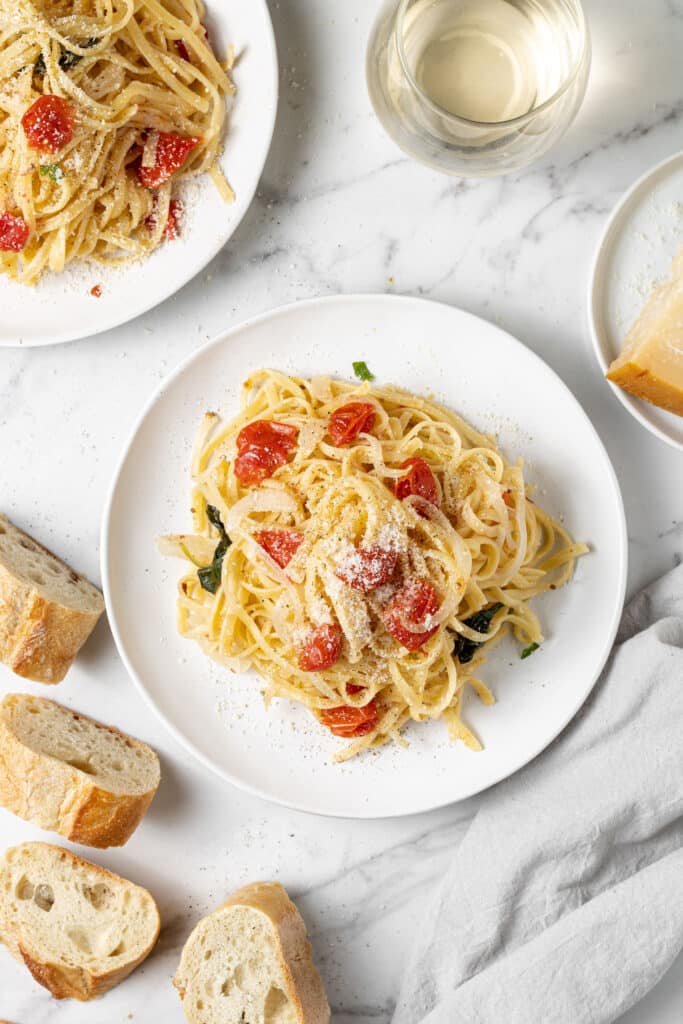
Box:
589;151;683;452
0;1;277;348
102;295;627;818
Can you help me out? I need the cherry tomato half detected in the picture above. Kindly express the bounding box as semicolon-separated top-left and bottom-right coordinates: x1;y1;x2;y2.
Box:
320;698;379;738
234;420;298;486
328;402;376;446
394;457;439;510
298;623;343;672
234;448;287;486
237;420;298;455
383;578;440;651
336;545;397;593
22;95;75;153
137;132;201;189
0;213;29;252
256;529;303;569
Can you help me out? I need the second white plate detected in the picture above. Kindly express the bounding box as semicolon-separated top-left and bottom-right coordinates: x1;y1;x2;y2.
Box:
103;295;627;818
589;150;683;452
0;0;277;348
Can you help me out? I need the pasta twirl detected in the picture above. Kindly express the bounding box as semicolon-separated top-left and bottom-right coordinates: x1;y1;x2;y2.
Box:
160;370;588;761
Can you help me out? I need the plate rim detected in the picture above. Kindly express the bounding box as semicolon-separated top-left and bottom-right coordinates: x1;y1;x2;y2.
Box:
101;293;628;818
588;149;683;453
0;0;278;349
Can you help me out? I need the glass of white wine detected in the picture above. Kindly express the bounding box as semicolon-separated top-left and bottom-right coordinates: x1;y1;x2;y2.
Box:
367;0;591;177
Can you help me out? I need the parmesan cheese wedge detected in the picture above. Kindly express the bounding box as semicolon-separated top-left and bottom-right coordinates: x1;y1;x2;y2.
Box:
607;247;683;416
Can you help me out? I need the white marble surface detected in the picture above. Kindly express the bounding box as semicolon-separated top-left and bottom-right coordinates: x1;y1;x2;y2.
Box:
1;0;682;1021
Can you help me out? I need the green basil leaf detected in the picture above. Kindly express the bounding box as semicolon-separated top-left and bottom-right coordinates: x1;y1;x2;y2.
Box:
521;642;540;660
352;361;374;382
34;37;99;77
452;603;504;664
40;163;64;183
197;504;231;595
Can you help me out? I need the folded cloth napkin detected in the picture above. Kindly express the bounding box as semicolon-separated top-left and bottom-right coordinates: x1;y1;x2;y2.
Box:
393;563;683;1024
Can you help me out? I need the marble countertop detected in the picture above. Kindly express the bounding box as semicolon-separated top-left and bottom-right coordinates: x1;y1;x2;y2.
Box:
1;1;682;1021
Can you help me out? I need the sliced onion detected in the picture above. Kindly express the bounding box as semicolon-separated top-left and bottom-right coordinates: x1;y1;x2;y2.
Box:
294;418;327;460
225;488;297;534
191;412;220;478
309;376;333;401
156;534;216;564
142;129;160;168
272;590;304;643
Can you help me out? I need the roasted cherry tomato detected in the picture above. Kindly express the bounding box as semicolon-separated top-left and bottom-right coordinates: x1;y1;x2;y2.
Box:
394;457;439;510
336;545;397;593
320;698;379;738
234;420;298;486
237;420;298;455
137;132;201;189
298;623;343;672
234;448;287;486
383;578;440;651
256;529;303;569
22;95;75;153
328;402;376;447
0;213;29;252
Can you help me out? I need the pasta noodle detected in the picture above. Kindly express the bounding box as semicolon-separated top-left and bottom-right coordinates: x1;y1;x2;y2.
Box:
0;0;234;284
160;370;588;761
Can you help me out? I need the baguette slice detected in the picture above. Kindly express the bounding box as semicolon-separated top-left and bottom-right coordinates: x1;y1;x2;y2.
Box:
174;882;330;1024
0;842;160;1001
0;694;160;848
0;514;104;683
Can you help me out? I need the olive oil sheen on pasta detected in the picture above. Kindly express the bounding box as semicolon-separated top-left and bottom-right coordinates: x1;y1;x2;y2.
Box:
404;0;577;123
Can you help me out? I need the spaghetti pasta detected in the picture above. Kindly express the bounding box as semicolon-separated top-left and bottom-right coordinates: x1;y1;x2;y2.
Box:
0;0;234;284
160;370;588;761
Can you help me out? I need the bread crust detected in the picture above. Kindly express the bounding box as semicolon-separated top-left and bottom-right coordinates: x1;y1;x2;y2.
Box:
174;881;330;1024
0;695;160;848
0;514;104;683
0;843;160;1002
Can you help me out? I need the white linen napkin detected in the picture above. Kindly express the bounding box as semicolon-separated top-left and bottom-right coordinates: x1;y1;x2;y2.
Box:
393;563;683;1024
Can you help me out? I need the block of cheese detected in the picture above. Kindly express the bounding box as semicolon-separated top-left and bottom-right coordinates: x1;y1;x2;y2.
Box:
606;247;683;416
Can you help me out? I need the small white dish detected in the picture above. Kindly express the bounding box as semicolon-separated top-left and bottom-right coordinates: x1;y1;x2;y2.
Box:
589;151;683;452
0;1;277;348
102;294;627;818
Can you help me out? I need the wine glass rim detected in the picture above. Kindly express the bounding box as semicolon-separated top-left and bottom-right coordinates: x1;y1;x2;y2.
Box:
395;0;590;129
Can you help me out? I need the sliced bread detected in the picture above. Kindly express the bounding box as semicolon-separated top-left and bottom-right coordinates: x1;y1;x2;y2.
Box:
174;882;330;1024
0;694;161;848
0;514;104;683
0;842;160;1000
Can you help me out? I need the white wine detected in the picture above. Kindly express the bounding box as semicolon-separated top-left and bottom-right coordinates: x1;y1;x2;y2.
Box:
366;0;589;176
402;0;582;124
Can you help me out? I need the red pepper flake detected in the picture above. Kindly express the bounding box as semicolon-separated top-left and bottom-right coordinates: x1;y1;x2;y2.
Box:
176;23;210;62
90;284;102;298
176;39;191;61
